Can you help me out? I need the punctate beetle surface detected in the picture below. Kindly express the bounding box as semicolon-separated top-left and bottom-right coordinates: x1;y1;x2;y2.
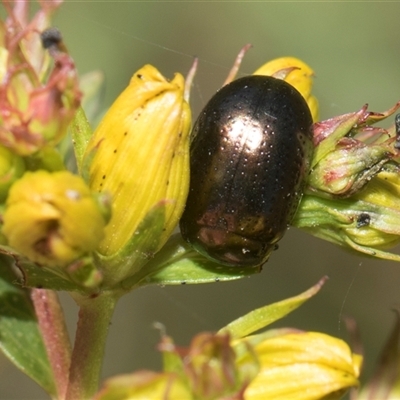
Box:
180;75;314;267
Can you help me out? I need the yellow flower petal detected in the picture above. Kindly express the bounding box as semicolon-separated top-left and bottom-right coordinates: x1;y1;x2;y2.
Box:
241;332;361;400
253;57;319;122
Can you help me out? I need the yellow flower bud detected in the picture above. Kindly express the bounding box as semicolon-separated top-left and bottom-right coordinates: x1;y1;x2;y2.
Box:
85;65;191;265
240;331;361;400
253;57;319;122
2;170;108;267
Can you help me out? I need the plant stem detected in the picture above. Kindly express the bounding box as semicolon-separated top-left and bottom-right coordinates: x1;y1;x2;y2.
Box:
65;291;118;400
31;289;71;400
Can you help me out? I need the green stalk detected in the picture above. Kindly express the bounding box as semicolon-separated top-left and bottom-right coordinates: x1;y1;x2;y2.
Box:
65;291;119;400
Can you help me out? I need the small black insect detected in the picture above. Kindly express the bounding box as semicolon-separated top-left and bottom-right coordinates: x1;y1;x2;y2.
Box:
180;75;314;267
40;28;63;50
356;212;371;228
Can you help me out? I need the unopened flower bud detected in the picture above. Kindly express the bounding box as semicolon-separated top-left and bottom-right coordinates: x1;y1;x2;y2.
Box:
253;57;319;121
2;170;109;267
310;105;400;197
84;64;191;280
309;138;393;196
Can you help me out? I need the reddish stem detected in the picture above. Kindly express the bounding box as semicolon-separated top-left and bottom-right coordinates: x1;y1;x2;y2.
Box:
31;288;71;400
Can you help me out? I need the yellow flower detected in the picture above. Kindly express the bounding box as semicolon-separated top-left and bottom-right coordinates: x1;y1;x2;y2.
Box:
238;331;361;400
2;170;109;267
253;57;319;122
84;64;191;281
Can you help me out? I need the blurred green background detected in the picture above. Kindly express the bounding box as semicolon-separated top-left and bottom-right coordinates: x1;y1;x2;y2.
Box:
1;1;400;398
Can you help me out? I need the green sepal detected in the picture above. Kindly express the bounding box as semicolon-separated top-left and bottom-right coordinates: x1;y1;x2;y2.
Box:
61;71;104;173
70;106;93;176
219;277;328;339
362;100;400;127
66;256;103;289
159;334;186;375
94;201;168;289
312;107;365;168
0;254;57;396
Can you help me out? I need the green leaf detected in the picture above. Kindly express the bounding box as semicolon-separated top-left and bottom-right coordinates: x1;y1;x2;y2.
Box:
121;233;261;289
0;254;56;395
219;276;328;339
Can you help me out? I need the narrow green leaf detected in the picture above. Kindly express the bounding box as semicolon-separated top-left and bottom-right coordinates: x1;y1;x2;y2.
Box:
0;254;56;395
122;233;260;289
219;276;328;339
